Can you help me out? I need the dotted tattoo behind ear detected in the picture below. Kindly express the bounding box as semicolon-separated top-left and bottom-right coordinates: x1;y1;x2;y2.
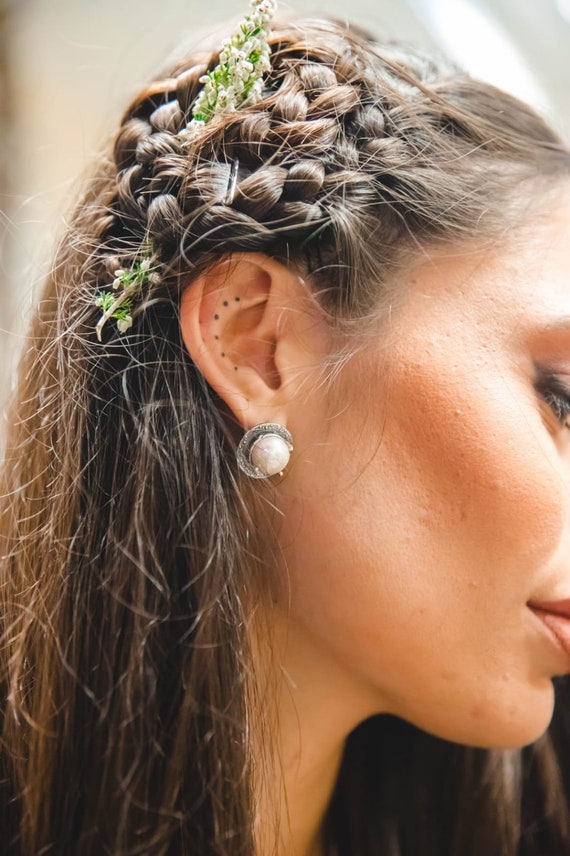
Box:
211;296;241;352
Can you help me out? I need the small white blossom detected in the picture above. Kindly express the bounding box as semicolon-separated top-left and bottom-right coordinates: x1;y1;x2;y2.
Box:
95;255;154;339
99;2;279;336
178;0;277;140
117;317;133;333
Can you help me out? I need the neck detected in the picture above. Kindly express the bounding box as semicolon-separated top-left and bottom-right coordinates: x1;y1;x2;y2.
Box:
273;688;343;856
253;611;379;856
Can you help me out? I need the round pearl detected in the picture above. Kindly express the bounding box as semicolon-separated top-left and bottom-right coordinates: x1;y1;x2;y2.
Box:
250;434;291;477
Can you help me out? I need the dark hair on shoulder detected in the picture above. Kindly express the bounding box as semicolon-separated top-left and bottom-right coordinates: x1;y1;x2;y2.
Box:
1;13;569;855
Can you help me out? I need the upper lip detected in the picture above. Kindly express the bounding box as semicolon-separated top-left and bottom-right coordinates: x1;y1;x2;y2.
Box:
528;599;570;619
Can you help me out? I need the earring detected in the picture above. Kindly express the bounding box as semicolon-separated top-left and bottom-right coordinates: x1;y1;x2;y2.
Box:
236;423;294;479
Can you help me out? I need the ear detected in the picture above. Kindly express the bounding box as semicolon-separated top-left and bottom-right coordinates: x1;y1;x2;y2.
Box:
179;253;325;429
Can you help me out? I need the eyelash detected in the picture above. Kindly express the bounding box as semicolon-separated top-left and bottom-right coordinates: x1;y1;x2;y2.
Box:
535;372;570;429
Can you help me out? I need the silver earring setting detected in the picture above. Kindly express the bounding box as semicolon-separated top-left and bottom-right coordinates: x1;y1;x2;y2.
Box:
236;423;293;479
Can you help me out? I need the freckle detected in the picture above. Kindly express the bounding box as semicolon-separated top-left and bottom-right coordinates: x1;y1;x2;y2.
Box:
221;352;225;357
223;301;229;306
470;704;483;720
440;669;456;683
214;335;219;340
214;314;219;320
234;366;238;371
235;297;240;302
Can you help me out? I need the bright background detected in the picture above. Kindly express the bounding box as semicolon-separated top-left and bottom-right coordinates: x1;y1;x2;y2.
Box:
0;0;569;404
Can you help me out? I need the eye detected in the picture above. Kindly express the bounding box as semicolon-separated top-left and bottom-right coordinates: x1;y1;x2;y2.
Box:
534;369;570;429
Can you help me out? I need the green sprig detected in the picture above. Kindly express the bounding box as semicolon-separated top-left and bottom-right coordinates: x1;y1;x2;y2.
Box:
95;258;152;340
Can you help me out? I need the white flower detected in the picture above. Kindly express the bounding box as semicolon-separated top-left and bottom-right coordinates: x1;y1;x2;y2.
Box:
178;0;277;138
117;317;133;333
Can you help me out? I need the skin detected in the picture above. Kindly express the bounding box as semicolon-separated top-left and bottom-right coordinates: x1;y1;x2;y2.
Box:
182;190;570;854
272;195;570;854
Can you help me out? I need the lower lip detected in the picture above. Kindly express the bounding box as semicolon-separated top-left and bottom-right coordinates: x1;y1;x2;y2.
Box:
530;608;570;665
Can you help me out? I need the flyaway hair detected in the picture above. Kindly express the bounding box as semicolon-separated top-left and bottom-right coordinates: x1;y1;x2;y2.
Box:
1;14;570;856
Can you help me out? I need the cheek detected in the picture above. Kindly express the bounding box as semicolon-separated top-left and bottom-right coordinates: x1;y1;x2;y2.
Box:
393;357;566;579
289;352;565;608
276;353;566;746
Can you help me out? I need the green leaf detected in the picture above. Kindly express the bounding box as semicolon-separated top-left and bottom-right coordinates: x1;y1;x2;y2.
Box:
96;291;115;311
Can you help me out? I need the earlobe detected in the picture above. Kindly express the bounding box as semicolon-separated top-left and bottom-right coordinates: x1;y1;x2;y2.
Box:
179;254;319;429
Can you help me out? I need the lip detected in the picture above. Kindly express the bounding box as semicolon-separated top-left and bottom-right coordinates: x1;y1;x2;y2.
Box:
528;603;570;667
529;598;570;619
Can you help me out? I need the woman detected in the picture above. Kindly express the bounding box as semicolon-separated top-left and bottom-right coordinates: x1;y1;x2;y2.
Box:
1;3;570;853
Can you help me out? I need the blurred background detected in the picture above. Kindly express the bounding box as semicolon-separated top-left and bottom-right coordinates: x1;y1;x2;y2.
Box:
0;0;569;407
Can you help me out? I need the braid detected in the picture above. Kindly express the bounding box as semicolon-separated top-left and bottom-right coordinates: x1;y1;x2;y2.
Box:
52;17;567;344
3;13;570;856
94;52;361;324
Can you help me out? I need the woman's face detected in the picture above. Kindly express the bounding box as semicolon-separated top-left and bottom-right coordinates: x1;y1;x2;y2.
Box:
276;190;570;748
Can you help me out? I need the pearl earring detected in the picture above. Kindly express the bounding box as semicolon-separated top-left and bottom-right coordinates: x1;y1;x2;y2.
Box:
236;423;293;479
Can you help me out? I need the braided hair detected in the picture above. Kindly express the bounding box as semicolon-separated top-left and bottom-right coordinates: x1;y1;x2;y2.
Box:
90;19;568;333
1;15;569;856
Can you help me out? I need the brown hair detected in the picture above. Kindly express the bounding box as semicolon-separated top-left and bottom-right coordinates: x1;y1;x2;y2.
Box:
1;14;570;855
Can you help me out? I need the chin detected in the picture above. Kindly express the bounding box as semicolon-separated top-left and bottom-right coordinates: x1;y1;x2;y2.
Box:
471;688;555;750
418;681;556;750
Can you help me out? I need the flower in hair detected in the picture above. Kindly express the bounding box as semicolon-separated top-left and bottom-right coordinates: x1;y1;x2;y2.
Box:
95;258;153;341
179;0;277;142
95;0;276;338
